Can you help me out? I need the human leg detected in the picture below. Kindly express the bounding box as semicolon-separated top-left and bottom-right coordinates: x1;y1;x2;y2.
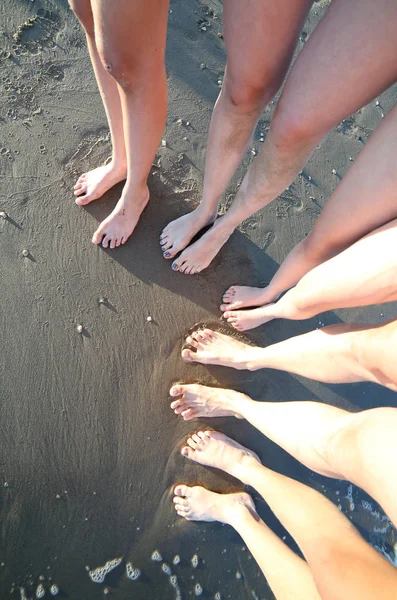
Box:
160;0;311;265
171;0;397;273
90;0;169;248
221;102;397;311
179;320;397;389
173;484;321;600
181;431;397;599
223;218;397;330
69;0;127;205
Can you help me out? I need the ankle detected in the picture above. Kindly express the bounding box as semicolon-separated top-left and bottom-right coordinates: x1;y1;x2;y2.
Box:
194;204;218;224
222;500;254;527
233;454;262;484
109;156;127;172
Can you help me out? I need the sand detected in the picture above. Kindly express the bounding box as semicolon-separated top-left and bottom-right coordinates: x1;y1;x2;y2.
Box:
1;0;397;598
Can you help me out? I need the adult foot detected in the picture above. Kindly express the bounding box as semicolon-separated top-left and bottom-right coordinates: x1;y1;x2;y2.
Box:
220;285;276;312
224;304;277;331
173;484;256;524
160;208;216;259
181;328;259;370
170;383;247;420
92;184;149;248
74;162;127;206
171;219;233;275
181;430;260;482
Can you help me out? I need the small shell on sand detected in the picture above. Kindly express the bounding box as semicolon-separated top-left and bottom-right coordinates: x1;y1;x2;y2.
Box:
235;571;242;579
77;325;83;333
177;119;183;126
200;63;206;70
162;563;172;575
36;584;45;598
104;588;109;595
0;211;7;219
161;139;167;147
50;584;59;595
169;575;178;588
22;249;29;257
151;550;162;562
20;588;28;600
146;316;152;322
214;593;221;600
332;169;337;175
172;555;180;566
194;582;203;596
191;554;199;568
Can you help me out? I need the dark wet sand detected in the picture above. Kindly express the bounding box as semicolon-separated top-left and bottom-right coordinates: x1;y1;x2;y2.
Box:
1;0;397;598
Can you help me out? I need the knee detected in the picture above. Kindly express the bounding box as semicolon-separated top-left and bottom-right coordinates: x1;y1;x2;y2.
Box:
98;44;163;90
69;0;94;37
270;98;321;151
223;71;277;114
300;231;334;265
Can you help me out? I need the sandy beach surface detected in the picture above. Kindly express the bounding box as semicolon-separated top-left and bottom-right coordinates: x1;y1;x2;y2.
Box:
1;0;397;598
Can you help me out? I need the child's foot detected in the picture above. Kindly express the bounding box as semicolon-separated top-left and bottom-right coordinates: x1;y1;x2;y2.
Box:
92;184;149;248
170;383;247;420
160;208;216;260
220;285;275;312
181;328;259;370
224;304;277;331
181;430;260;482
74;162;127;206
173;484;256;524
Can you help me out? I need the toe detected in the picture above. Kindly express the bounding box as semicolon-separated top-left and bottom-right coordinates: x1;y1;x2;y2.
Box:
174;484;191;497
185;336;199;348
161;239;172;251
203;329;215;338
170;384;185;397
181;445;195;459
187;436;198;449
115;238;122;248
102;234;111;249
170;399;182;409
182;349;195;361
192;433;201;445
92;227;105;245
109;237;116;250
181;408;196;420
173;497;188;507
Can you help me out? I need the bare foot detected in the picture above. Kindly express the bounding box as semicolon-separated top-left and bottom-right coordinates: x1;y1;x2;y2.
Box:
160;208;216;259
181;328;260;370
92;184;149;249
74;162;127;206
173;484;256;524
181;430;260;482
171;219;233;275
170;383;247;420
224;304;277;331
220;285;276;312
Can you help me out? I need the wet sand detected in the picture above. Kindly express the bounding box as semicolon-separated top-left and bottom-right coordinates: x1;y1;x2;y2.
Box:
1;0;397;598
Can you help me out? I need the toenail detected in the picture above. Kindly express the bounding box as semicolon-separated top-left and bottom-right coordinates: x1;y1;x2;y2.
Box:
172;263;178;271
163;251;170;258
